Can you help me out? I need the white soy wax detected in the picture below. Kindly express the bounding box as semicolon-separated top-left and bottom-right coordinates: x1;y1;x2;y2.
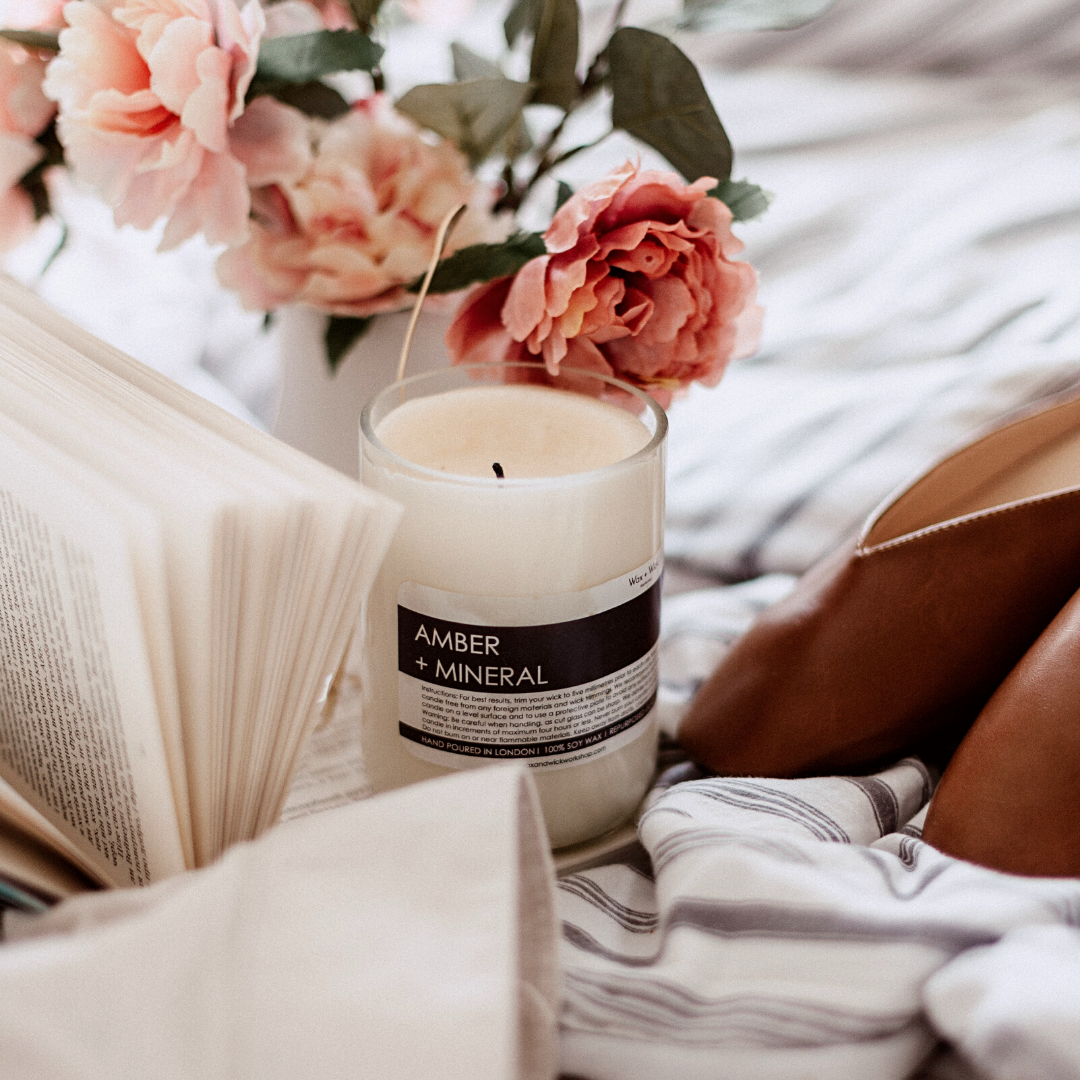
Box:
360;364;666;849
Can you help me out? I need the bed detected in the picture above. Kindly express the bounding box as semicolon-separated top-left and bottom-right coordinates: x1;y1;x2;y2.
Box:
6;1;1080;1075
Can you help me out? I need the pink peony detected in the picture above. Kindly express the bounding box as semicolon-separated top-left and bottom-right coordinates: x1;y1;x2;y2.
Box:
216;97;501;316
446;161;763;407
42;0;310;250
0;43;55;251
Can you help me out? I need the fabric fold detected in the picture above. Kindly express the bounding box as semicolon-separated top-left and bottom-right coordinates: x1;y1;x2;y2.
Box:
0;765;558;1080
558;752;1080;1080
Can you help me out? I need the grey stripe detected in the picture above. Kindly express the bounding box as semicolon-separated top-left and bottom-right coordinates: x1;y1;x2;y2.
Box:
562;969;921;1047
664;899;998;951
843;775;900;836
562;922;659;968
562;900;998;966
650;829;819;874
558;877;658;934
960;299;1046;353
680;780;851;842
898;837;921;869
854;847;954;899
898;756;936;807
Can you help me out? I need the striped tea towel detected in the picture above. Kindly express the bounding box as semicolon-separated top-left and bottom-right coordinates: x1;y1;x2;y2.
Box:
924;924;1080;1080
558;758;1080;1080
557;580;1080;1080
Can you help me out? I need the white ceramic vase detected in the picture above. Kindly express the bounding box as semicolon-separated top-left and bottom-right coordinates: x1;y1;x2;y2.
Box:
272;304;454;478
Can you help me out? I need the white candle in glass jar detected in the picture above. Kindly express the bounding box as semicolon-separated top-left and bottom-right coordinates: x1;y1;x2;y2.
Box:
360;364;666;849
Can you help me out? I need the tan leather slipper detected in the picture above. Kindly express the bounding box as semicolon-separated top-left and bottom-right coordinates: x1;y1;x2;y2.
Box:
922;582;1080;877
678;385;1080;779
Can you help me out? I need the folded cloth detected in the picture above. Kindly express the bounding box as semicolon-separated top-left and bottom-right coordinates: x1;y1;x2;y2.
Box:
558;756;1080;1080
924;924;1080;1080
0;765;558;1080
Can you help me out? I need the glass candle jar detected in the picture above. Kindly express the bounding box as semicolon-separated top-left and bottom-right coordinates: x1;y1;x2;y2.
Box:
359;363;666;848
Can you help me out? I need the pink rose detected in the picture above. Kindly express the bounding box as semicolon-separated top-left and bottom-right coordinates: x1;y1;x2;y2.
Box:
0;43;55;251
217;97;501;316
1;43;53;137
447;161;763;407
42;0;310;250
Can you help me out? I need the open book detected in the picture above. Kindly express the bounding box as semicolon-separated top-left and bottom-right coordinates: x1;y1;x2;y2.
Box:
0;275;401;901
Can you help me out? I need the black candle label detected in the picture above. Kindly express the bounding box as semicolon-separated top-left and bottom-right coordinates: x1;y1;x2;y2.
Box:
397;554;662;772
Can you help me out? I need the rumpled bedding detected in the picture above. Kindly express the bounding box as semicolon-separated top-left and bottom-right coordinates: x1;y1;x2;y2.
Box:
567;2;1080;1075
6;1;1080;1077
558;754;1080;1080
562;573;1080;1080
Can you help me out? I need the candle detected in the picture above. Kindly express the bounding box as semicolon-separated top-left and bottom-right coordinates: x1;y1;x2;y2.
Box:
360;364;666;848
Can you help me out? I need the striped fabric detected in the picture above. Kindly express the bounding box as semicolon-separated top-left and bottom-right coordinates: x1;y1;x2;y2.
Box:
557;579;1080;1080
661;54;1080;581
591;20;1080;1074
693;0;1080;77
557;748;1080;1079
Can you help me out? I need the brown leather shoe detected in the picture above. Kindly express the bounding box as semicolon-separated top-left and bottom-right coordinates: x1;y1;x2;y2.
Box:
678;386;1080;779
922;583;1080;877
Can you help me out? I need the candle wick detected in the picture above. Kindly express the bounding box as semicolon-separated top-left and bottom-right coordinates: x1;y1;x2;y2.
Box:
492;462;504;479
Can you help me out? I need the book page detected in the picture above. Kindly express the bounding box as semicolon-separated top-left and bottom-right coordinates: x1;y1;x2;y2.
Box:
0;773;104;882
0;276;403;862
280;672;370;821
0;427;186;887
0;814;95;900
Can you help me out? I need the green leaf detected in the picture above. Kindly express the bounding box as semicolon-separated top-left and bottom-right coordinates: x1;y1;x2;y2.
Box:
395;79;532;168
451;41;501;80
246;76;351;118
503;0;536;45
554;181;573;211
709;178;773;222
503;0;581;109
406;233;547;295
325;315;374;373
39;221;68;276
608;27;732;185
256;30;383;84
0;28;59;50
680;0;837;31
450;44;533;159
346;0;383;31
529;0;580;110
